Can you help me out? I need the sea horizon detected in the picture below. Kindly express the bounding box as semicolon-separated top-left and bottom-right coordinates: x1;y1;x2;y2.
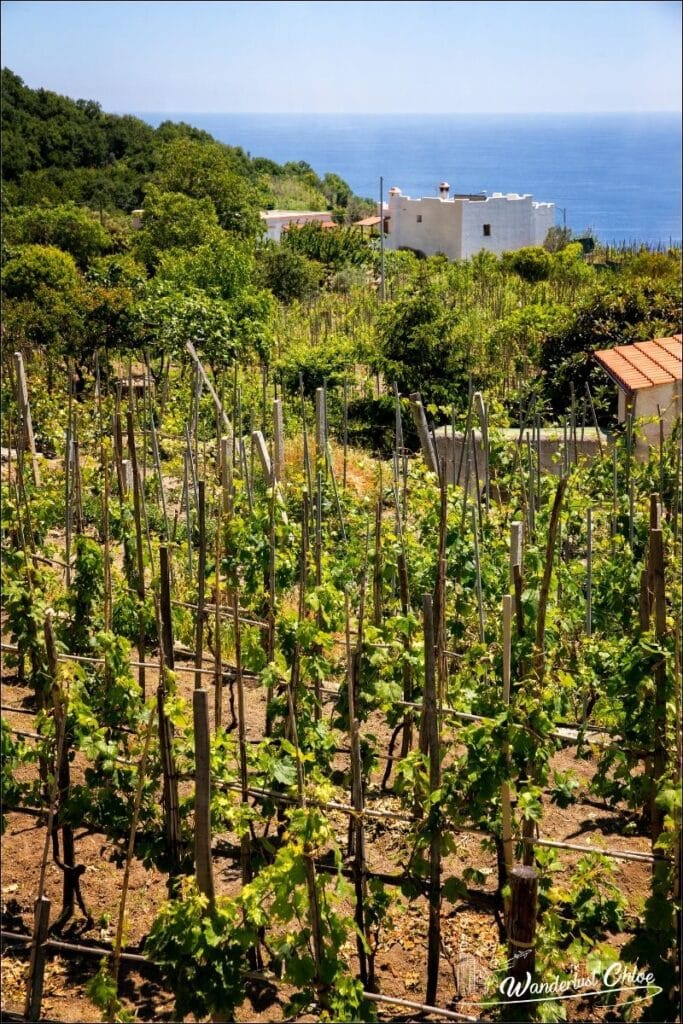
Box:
134;111;683;247
132;110;682;116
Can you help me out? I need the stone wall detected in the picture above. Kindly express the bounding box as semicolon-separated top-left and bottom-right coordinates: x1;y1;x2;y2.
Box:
431;426;609;484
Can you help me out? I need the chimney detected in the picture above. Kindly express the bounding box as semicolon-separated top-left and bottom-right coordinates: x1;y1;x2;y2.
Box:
439;181;450;200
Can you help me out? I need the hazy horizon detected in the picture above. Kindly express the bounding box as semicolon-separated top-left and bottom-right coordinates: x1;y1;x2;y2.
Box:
2;1;681;116
129;109;682;117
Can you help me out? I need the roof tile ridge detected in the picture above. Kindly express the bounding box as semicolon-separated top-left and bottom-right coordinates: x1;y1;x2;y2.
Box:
639;338;683;379
615;344;658;387
594;348;648;392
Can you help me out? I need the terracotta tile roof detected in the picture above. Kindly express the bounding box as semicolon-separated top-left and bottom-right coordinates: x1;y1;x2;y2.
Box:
354;216;382;227
594;336;682;393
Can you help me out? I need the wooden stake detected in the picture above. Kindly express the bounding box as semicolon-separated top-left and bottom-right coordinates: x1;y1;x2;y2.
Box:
409;393;438;474
64;425;72;590
313;470;323;721
423;594;441;1007
265;486;276;736
471;506;485;644
149;414;169;540
346;611;369;985
315;386;326;467
184;340;233;435
182;454;193;578
126;411;146;699
434;472;448;701
473;391;489;512
193;689;215;907
299;374;313;500
159;546;175;671
650;528;667;843
272;397;285;484
184;422;199;509
232;590;252;885
47;606;90;932
533;477;568;684
72;438;84;535
240;436;253;511
252;429;272;483
585;507;592;636
194;481;207;691
456;382;474;487
343;379;349;490
220;436;233;519
13;351;40;486
525;432;535;536
507;866;538;988
157;547;181;868
522;477;567;865
510;521;523;587
108;706;156;1022
214;490;224;733
501;596;514;881
398;547;413;758
325;438;346;540
23;896;51;1022
372;497;383;628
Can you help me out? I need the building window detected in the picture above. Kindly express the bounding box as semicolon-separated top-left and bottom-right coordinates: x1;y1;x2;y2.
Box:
483;224;491;236
416;214;422;223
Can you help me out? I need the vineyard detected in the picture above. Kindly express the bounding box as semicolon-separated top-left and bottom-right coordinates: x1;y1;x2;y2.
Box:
1;342;680;1024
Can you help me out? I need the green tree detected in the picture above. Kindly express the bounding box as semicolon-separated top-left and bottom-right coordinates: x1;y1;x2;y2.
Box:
155;233;253;300
4;202;113;268
503;245;552;283
152;137;261;236
132;186;219;269
281;221;370;270
1;244;86;364
490;302;571;378
375;279;467;402
540;271;682;416
87;253;147;289
256;244;323;303
322;172;352;209
2;242;81;300
544;224;573;252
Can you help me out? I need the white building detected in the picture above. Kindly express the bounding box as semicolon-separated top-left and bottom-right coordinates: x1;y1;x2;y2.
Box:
385;182;555;260
260;210;334;242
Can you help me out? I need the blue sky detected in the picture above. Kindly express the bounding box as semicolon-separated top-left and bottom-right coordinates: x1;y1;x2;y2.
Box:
2;1;681;113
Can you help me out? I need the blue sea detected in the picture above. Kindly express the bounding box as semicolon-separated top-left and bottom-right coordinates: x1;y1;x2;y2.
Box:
137;113;682;247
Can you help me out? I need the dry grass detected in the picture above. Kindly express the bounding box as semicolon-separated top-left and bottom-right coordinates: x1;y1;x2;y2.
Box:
283;433;379;499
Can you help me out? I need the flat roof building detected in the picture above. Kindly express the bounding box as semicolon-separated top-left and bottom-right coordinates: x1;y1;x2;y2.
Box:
260;210;333;242
385;183;555;261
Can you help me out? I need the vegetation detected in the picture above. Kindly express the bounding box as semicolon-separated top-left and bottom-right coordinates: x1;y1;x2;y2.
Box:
1;69;681;1024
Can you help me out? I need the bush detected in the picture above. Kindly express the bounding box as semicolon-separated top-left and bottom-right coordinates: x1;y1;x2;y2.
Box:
256;244;323;303
503;246;551;282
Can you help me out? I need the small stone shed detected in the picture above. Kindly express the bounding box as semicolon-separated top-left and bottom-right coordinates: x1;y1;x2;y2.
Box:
594;335;682;453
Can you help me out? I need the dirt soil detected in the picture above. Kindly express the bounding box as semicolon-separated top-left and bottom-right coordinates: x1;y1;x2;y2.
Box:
1;639;656;1024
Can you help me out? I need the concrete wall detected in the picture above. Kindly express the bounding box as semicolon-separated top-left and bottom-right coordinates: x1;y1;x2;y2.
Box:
461;193;535;258
532;201;556;246
618;382;681;454
432;426;608;484
386;192;462;259
386;187;556;260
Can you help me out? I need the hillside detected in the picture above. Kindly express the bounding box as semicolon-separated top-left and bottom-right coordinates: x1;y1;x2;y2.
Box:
1;68;373;217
